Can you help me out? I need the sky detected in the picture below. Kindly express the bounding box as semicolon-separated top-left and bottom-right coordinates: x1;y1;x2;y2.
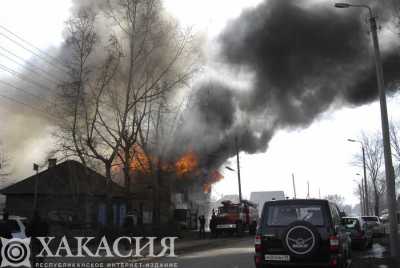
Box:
0;0;398;206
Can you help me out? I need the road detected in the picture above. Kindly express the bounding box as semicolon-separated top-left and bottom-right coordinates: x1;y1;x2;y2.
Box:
140;237;394;268
40;236;395;268
142;237;254;268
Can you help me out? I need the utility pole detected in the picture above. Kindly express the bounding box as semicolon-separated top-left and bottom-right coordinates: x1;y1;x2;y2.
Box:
292;173;297;199
348;139;369;215
335;3;399;255
359;183;364;215
307;181;310;199
361;146;369;215
33;163;39;211
361;179;366;215
369;10;399;256
235;137;242;203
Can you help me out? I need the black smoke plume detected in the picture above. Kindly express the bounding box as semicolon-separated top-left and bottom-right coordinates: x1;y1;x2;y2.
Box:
173;0;400;170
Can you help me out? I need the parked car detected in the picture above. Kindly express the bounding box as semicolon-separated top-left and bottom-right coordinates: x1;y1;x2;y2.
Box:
0;215;27;239
254;199;351;268
342;217;373;249
361;216;385;237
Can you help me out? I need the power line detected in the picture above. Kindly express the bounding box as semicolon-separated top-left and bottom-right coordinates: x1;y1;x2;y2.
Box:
0;79;57;106
0;24;67;69
0;92;58;121
0;31;68;74
0;45;64;83
0;63;54;93
0;49;59;85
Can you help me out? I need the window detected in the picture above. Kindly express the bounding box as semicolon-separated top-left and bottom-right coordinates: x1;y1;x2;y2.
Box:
265;204;324;226
362;216;379;222
342;218;360;230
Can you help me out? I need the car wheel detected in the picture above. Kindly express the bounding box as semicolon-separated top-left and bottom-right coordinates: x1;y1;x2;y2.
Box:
249;223;256;235
236;222;244;237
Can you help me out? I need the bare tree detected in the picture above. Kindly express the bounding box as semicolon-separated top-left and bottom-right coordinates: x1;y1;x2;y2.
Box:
0;141;11;186
53;2;200;225
353;181;364;214
102;0;200;190
353;133;385;216
52;9;124;224
390;121;400;177
324;194;345;209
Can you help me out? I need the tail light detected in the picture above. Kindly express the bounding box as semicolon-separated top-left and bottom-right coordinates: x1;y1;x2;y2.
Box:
255;235;262;252
255;255;262;265
330;256;338;267
329;235;339;252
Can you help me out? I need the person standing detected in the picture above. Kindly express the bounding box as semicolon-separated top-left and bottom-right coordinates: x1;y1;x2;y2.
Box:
198;215;206;239
210;210;217;238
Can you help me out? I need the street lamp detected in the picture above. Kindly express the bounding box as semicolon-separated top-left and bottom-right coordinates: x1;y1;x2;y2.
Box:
337;3;399;256
225;166;235;172
355;173;365;215
347;138;369;215
225;165;242;202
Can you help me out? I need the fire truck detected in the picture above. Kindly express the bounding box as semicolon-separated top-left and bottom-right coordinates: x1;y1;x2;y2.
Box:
215;200;259;235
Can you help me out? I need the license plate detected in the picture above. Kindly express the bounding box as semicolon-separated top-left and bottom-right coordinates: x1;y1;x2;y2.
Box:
265;254;290;261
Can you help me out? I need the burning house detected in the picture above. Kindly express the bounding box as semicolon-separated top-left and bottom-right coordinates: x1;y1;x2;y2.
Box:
112;145;223;227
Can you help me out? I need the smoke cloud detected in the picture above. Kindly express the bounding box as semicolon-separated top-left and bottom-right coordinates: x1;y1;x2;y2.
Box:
173;0;400;170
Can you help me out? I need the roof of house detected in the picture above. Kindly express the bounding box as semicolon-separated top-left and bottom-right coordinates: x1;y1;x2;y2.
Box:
0;160;126;197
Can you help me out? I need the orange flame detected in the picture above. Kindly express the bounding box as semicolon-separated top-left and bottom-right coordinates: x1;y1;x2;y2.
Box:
203;170;224;193
175;150;198;177
130;144;152;174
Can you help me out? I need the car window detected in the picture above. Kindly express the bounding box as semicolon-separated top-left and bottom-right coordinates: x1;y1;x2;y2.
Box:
264;204;325;226
342;218;360;230
362;216;378;222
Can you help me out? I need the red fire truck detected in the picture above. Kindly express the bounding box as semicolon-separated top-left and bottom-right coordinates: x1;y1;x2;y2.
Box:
215;200;259;235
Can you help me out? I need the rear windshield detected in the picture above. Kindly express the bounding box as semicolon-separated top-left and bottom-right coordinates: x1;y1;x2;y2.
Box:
362;216;378;222
264;204;325;226
342;218;360;229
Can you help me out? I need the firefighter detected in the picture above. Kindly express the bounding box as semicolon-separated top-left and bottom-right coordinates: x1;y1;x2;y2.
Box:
210;210;217;238
198;215;206;239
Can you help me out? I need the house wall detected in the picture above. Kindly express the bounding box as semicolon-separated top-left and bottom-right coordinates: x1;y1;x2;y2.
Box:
5;194;127;229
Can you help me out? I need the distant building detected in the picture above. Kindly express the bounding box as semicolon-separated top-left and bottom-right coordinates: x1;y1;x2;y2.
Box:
250;191;285;215
217;194;240;204
0;160;128;230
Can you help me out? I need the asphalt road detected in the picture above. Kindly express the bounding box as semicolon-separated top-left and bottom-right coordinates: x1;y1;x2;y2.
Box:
40;236;395;268
142;237;254;268
140;237;394;268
